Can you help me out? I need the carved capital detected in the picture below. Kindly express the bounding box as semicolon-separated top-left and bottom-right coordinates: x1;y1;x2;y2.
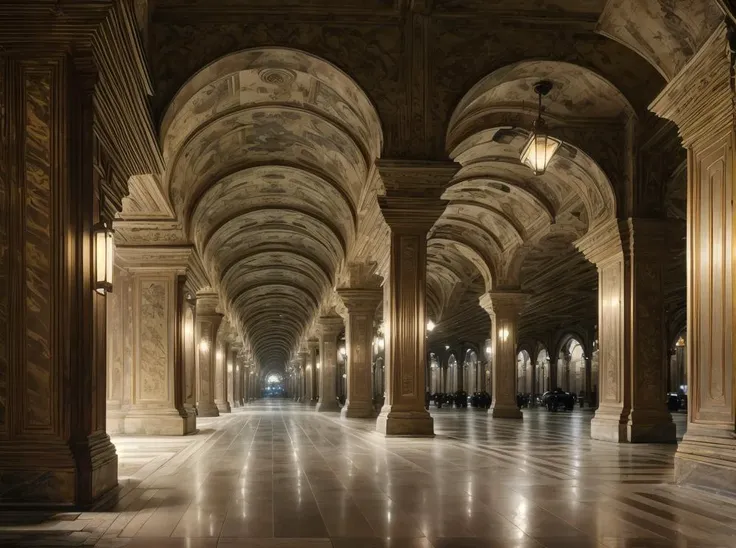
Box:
195;290;220;316
376;159;460;232
338;261;382;290
318;315;344;338
479;291;528;318
650;23;732;147
338;288;383;313
574;219;624;266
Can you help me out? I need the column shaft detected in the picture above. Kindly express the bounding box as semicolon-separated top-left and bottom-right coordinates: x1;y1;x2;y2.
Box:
308;340;319;405
339;289;382;418
480;292;527;419
316;317;343;412
195;291;222;417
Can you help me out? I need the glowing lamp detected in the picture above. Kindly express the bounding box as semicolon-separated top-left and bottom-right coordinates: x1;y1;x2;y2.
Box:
520;81;561;176
199;339;210;353
427;320;436;332
93;221;114;295
498;327;510;342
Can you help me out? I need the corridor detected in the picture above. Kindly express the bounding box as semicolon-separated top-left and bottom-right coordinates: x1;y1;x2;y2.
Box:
1;403;730;548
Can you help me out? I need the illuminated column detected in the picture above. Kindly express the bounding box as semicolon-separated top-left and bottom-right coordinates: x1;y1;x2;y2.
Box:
308;339;319;404
182;296;197;418
214;322;232;414
339;270;383;418
576;219;675;443
195;290;222;417
113;248;199;436
375;160;459;436
231;344;242;408
316;316;343;412
480;291;528;419
298;349;309;403
651;23;736;489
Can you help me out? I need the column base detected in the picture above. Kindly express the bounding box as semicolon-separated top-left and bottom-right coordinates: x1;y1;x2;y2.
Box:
489;404;522;419
315;400;339;412
215;401;232;414
376;408;434;436
124;409;197;436
341;400;374;419
308;399;318;406
197;404;220;417
0;432;118;509
590;405;627;442
627;410;676;443
106;408;127;434
675;426;736;495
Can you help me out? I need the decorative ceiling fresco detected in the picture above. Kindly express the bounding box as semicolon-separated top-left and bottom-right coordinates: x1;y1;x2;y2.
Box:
115;0;712;369
158;48;382;369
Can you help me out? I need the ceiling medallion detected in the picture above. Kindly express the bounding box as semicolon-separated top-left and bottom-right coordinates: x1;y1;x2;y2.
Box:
258;68;297;87
520;80;562;176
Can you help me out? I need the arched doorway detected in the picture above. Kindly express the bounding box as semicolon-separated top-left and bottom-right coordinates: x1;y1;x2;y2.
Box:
264;372;284;397
559;338;586;398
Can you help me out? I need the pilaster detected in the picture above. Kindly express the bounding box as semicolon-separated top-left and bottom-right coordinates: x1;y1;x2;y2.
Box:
339;286;383;419
113;247;198;436
308;339;319;405
480;291;528;419
195;290;222;417
650;23;736;491
375;159;459;436
316;316;344;412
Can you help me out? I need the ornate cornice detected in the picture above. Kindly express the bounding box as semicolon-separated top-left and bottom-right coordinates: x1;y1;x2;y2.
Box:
574;218;623;266
479;290;528;318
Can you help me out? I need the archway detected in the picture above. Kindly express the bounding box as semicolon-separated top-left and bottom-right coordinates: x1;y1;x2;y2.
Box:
669;331;687;394
429;353;440;394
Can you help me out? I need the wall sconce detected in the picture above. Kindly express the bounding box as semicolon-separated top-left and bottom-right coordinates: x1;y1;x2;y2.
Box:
342;373;347;379
199;339;210;353
374;336;385;351
339;346;347;358
216;350;223;361
93;221;114;295
227;364;233;373
444;344;450;350
498;327;510;342
520;81;561;175
485;344;492;356
427;319;436;332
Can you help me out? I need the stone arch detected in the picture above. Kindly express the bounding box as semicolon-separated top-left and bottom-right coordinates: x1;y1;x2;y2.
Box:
160;48;383;370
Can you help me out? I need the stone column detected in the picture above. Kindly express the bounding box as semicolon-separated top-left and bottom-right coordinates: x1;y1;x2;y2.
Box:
242;363;249;404
195;291;222;417
308;339;319;405
182;296;197;419
107;265;131;434
339;280;383;418
651;23;736;490
230;344;242;407
480;292;528;419
374;160;459;435
298;349;309;403
576;219;675;443
112;248;199;436
316;316;343;412
0;50;124;506
214;322;232;414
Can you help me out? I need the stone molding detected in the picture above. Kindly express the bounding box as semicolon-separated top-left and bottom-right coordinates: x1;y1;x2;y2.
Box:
650;23;733;147
376;159;460;232
319;315;344;338
479;291;529;318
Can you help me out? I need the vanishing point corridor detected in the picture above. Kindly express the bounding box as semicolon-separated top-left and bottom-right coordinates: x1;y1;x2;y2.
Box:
3;402;731;548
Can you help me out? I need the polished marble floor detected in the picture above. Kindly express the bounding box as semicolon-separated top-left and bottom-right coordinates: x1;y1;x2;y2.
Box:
2;401;734;548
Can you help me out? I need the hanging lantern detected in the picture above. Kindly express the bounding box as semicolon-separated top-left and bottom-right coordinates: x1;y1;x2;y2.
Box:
93;221;114;295
520;81;561;176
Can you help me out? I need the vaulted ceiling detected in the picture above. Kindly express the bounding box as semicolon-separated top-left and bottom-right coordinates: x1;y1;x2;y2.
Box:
114;0;708;370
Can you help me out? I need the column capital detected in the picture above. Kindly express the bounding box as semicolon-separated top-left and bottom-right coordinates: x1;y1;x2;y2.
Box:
376;159;460;232
307;339;320;351
650;23;732;147
195;290;220;316
337;288;383;312
319;315;344;338
574;219;623;266
479;291;528;317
